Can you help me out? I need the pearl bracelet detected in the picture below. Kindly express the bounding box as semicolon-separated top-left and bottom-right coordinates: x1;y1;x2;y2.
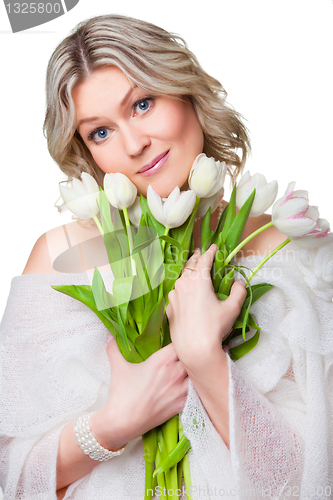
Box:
74;412;126;461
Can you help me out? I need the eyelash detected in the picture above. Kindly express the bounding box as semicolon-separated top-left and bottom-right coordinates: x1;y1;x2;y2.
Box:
87;97;154;144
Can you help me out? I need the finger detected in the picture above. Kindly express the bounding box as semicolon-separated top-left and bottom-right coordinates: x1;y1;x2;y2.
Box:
165;300;173;319
156;342;179;361
230;279;247;303
106;335;125;366
223;279;247;316
194;244;217;276
181;248;201;277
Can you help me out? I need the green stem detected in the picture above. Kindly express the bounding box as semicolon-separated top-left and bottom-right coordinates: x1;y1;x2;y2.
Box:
123;207;134;252
143;429;158;500
123;207;136;275
224;221;274;266
247;238;291;282
155;445;168;499
162;416;179;499
92;215;104;236
162;226;170;251
178;421;192;499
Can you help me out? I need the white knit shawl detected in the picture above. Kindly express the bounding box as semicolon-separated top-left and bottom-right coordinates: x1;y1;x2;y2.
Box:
0;243;332;500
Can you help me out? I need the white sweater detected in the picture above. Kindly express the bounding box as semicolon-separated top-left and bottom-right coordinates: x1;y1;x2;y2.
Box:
0;243;332;499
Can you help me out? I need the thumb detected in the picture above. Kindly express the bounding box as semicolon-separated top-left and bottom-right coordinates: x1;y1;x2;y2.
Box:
229;279;247;304
222;279;247;323
105;335;123;365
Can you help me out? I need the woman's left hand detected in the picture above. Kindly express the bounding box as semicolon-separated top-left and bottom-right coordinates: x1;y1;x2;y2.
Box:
166;244;247;373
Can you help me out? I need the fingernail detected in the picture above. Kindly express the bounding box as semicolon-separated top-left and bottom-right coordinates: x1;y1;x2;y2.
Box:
238;279;246;287
107;335;114;343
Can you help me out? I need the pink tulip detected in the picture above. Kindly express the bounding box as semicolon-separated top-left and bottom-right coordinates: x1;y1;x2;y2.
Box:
272;182;319;237
291;218;333;248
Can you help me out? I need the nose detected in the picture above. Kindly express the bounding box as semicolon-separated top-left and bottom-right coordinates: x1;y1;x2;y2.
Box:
121;123;151;157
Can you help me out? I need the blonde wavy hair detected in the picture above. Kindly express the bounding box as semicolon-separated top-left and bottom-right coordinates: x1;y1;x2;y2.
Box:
44;14;250;191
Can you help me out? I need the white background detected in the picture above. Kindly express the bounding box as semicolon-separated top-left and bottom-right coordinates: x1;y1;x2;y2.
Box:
0;1;332;497
0;1;332;319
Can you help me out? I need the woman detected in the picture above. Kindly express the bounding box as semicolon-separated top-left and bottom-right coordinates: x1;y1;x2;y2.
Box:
0;14;332;500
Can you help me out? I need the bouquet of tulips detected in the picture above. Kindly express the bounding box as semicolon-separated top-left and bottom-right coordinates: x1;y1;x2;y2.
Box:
54;154;332;499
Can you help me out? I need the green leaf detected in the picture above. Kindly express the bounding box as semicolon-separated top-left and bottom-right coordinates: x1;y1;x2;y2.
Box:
112;276;134;304
229;330;260;361
102;230;124;279
233;310;260;330
51;284;142;362
164;240;175;264
221;183;237;242
161;314;171;347
200;207;213;253
244;283;274;308
153;434;191;476
133;226;158;254
225;189;256;253
116;307;131;351
178;197;200;265
150;264;165;291
129;276;145;333
135;297;165;359
163;263;182;303
217;268;235;295
216;292;229;301
113;207;125;232
99;189;114;234
160;235;183;254
91;267;116;312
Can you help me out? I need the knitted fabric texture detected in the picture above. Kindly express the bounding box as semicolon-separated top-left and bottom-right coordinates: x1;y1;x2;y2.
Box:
0;243;332;499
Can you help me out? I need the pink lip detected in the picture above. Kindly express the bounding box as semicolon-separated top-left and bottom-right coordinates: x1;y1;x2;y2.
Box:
139;151;170;176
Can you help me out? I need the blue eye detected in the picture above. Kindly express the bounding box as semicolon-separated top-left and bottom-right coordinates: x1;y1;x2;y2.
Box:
88;127;110;143
135;98;153;114
138;100;149;111
96;129;108;139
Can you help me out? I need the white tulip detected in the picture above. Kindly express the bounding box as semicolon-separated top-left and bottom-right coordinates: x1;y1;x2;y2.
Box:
59;172;100;219
291;218;333;248
196;187;224;217
236;171;278;217
188;153;227;198
147;185;196;228
127;196;142;226
104;172;137;210
272;182;318;237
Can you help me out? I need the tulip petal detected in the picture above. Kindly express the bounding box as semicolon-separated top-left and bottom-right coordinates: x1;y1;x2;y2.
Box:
237;171;251;190
272;196;308;220
166;190;196;228
163;186;181;216
304;205;319;222
250;180;278;217
81;172;99;194
147;185;165;225
127;196;142;226
274;216;317;237
197;187;224;217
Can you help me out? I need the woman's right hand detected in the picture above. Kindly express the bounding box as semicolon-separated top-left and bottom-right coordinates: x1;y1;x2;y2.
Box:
89;337;189;451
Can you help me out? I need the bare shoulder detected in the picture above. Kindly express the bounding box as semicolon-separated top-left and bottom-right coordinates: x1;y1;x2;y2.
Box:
22;219;102;275
238;213;286;258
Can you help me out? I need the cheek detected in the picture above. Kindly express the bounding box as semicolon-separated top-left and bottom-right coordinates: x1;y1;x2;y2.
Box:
153;100;199;141
89;143;126;175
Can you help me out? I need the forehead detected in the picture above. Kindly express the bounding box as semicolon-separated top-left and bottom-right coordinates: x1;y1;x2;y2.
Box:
72;66;134;121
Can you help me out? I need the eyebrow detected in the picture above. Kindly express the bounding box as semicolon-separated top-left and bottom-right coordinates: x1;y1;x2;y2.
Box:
76;86;136;130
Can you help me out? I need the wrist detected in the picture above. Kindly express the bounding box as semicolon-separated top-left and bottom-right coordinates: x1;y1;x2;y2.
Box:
181;342;227;376
89;408;128;452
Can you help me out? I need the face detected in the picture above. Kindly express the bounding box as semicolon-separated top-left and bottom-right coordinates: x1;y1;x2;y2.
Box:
72;66;204;197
